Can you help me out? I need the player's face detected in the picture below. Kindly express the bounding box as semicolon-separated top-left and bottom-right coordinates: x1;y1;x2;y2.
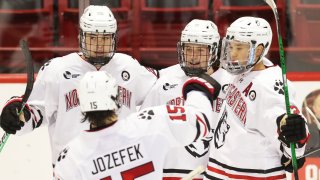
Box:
183;43;210;69
227;40;251;65
84;33;113;57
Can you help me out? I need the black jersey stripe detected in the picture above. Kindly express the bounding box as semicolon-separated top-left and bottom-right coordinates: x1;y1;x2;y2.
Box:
163;168;193;174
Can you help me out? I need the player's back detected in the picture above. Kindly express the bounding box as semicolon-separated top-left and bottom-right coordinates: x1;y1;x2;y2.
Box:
54;105;201;180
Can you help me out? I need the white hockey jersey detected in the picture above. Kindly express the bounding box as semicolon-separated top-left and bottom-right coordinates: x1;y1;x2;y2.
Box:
18;53;157;165
204;61;308;180
141;64;234;179
54;91;212;180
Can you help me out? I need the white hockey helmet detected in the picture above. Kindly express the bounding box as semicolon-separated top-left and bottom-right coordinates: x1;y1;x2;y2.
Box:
178;19;220;76
79;5;117;66
80;5;117;34
221;16;272;75
78;71;120;113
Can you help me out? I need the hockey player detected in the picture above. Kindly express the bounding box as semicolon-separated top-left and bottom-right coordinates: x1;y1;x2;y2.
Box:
140;19;234;179
0;5;157;167
204;16;309;179
54;71;221;180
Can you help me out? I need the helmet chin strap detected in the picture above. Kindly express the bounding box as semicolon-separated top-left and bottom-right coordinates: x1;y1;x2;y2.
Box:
244;44;266;72
87;56;113;67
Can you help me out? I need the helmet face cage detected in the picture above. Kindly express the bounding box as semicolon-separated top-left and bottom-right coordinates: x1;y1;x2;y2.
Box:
220;37;262;75
177;19;220;76
79;30;117;66
79;5;117;66
178;42;218;76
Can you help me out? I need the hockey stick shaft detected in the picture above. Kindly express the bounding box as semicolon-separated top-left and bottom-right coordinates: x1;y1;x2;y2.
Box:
263;0;299;179
182;165;206;180
0;40;34;153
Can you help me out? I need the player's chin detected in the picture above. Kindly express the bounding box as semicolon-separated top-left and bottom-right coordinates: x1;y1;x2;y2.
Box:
93;53;109;57
187;63;201;67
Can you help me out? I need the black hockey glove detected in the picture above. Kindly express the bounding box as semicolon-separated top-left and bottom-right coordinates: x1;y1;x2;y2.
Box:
182;74;221;105
277;113;307;147
0;97;31;134
281;155;305;173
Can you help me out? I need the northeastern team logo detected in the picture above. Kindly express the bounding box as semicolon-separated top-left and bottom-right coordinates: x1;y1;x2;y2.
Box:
221;84;230;94
214;110;230;149
121;71;130;81
249;90;256;101
185;130;213;158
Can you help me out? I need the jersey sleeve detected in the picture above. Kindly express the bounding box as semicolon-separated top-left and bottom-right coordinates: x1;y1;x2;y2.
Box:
168;91;212;145
130;60;158;106
139;80;162;109
143;91;212;147
259;81;308;158
17;59;60;134
54;153;81;180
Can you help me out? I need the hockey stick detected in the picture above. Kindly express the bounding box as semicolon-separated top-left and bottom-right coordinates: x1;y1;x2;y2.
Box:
0;40;35;153
263;0;299;179
181;165;206;180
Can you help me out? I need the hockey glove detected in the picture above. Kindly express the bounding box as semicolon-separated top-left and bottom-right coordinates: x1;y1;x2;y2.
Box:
0;97;31;134
277;113;307;147
182;74;221;104
281;155;305;172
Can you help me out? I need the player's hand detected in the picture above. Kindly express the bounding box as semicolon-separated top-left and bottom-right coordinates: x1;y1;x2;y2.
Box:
277;113;307;146
182;74;221;103
281;155;305;172
0;97;30;134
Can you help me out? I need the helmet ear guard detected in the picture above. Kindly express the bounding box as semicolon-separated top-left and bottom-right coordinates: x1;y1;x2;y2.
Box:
79;5;118;66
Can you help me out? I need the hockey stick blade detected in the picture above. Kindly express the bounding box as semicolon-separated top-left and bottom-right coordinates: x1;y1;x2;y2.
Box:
0;40;34;153
263;0;299;179
264;0;278;14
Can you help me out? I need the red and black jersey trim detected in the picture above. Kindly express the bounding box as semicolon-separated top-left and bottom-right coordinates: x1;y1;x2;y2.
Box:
206;158;286;180
203;173;224;180
32;109;43;129
209;158;284;174
163;168;204;179
163;168;193;174
194;113;211;141
205;168;286;180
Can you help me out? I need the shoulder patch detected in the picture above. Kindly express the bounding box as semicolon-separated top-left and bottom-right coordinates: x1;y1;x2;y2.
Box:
121;71;130;81
138;109;155;120
274;79;284;95
57;147;69;162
